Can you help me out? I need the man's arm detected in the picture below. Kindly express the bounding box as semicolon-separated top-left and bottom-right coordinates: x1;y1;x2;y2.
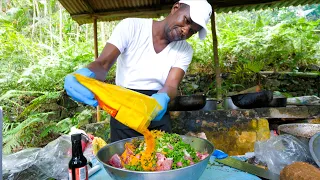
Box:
87;43;121;81
158;67;185;100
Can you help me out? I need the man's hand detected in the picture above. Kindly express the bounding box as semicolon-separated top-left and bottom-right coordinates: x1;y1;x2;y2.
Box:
64;68;98;107
151;93;170;121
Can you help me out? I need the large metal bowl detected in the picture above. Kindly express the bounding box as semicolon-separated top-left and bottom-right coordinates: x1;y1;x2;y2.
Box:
96;135;215;180
278;123;320;144
309;132;320;167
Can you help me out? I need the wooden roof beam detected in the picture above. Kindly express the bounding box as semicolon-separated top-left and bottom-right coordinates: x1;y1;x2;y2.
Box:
71;5;172;24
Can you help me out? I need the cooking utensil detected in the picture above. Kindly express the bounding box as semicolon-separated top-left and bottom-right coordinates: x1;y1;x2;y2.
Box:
230;90;273;109
309;132;320;167
89;164;102;177
201;98;218;111
268;97;287;107
223;97;239;110
168;95;206;111
215;157;279;180
278;123;320;144
96;135;215;180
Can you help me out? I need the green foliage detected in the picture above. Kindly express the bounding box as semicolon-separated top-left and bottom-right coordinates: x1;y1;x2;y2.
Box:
3;112;52;154
1;89;94;154
186;6;320;96
2;108;94;155
187;6;320;76
16;91;62;120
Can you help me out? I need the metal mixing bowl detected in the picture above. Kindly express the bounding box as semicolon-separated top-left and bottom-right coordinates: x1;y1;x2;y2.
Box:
96;135;215;180
309;132;320;167
278;123;320;144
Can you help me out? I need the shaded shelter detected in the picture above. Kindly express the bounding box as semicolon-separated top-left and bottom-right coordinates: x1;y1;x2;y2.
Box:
58;0;320;120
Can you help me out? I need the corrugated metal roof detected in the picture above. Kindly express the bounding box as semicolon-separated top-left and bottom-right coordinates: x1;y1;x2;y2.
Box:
58;0;320;25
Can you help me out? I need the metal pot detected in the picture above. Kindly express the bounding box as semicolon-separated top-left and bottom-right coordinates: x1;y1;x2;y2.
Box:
168;95;206;111
230;90;273;109
223;97;239;110
96;135;215;180
201;98;218;111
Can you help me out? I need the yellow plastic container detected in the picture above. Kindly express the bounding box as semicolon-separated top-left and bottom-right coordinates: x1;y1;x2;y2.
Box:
74;74;162;134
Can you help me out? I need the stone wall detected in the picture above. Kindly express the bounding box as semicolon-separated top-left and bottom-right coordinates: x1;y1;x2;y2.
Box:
170;110;271;155
170;105;320;155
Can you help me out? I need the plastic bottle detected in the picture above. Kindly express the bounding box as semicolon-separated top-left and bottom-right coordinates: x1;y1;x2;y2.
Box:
68;134;88;180
74;74;162;134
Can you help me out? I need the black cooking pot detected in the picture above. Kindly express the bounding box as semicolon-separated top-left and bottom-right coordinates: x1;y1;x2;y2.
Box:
168;95;206;111
268;97;287;107
230;90;273;109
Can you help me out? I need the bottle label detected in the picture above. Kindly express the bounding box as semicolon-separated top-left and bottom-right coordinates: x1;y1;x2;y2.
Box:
68;167;88;180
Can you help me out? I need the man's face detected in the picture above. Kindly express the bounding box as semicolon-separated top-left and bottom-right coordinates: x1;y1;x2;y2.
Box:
165;3;202;42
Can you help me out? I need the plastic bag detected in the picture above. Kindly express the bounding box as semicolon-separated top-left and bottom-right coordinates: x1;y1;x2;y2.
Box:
35;135;72;179
3;134;95;180
2;148;47;180
254;134;314;175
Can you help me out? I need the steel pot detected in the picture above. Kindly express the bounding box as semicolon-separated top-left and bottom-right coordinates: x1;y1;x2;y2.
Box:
201;98;218;111
168;95;206;111
230;90;273;109
223;97;239;110
96;135;215;180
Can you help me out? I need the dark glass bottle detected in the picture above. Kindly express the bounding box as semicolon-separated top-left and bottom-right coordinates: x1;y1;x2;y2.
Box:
68;134;88;180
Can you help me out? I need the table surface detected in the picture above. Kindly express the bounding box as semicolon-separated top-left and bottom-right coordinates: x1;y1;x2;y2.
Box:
89;156;261;180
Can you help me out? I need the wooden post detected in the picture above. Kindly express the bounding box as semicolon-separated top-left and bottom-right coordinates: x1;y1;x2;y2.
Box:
93;17;101;122
211;8;222;100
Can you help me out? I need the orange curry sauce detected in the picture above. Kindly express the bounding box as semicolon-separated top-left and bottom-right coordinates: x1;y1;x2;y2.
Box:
120;128;156;171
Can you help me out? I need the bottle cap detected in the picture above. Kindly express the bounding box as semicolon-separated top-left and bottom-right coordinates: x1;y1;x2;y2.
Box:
71;133;82;141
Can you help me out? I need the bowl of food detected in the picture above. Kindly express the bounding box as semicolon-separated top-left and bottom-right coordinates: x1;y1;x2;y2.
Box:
96;131;214;180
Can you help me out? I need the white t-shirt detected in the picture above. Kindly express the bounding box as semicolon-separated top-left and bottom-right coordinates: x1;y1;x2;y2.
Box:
107;18;193;90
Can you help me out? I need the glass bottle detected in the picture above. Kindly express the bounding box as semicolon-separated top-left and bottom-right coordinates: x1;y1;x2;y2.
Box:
68;134;88;180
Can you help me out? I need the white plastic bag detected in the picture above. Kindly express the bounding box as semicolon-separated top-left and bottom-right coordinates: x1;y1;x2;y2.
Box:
287;95;320;105
254;134;314;175
3;134;94;180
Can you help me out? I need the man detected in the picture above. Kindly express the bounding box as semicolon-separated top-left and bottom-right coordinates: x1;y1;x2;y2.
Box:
64;0;212;142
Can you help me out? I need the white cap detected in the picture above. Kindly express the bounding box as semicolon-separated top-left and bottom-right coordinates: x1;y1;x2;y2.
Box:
179;0;212;40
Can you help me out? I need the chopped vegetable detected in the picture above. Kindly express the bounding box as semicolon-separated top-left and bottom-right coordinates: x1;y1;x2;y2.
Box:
108;130;209;171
